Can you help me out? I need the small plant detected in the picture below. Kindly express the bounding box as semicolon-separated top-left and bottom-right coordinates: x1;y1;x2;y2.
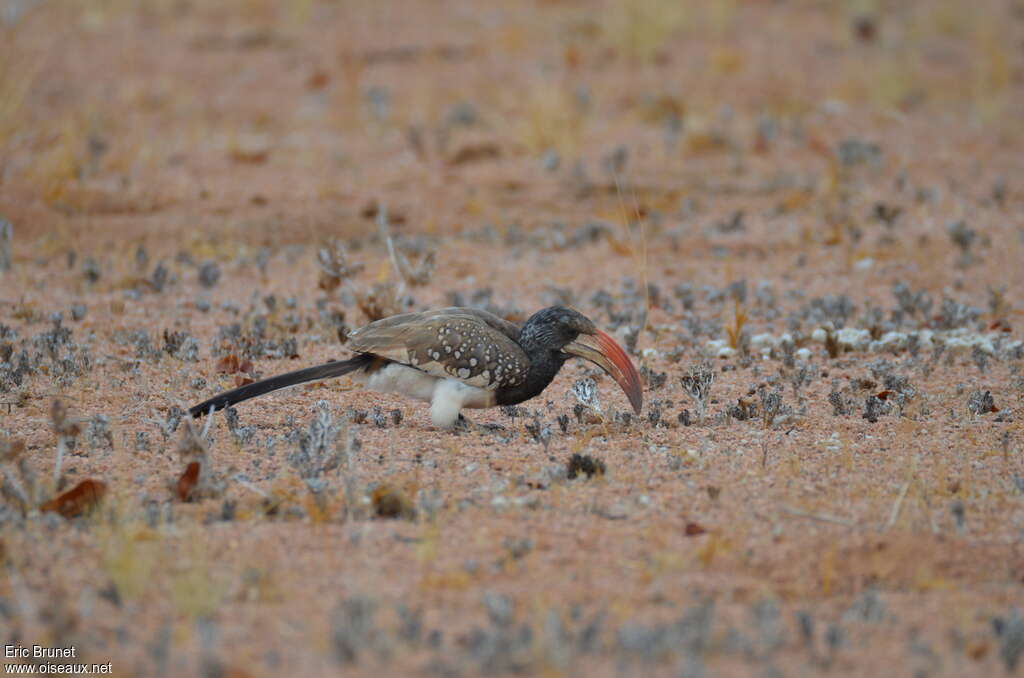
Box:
317;239;365;294
725;301;748;351
50;399;82;489
524;414;552;452
862;395;890;423
640;365;667;389
82;257;101;283
197;260;221;288
993;611;1024;672
824;327;841;359
0;436;36;514
988;285;1011;319
947;220;977;267
972;346;989;374
567;453;606;479
331;597;381;665
788;364;814;403
760;388;782;428
680;362;715;424
174;418;222;502
828;389;853;416
286;400;348;480
967;390;997;415
571;377;602;415
0;218;11;272
892;282;933;324
386;235;436;290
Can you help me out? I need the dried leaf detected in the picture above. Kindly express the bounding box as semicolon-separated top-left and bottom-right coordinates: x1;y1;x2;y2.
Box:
684;522;707;536
446;142;501;167
40;479;107;518
229;134;271;164
177;461;201;502
306;70;330;90
216;354;241;374
371;483;415;520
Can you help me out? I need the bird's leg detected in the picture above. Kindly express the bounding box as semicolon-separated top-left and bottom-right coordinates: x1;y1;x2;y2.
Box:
453;413;472;432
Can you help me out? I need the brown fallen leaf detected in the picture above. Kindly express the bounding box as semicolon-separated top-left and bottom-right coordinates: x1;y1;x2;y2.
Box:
216;354;240;374
40;479;107;519
177;461;201;502
229;134;271;164
967;640;989;661
371;483;416;520
306;69;330;90
359;200;407;224
684;522;707;537
447;142;501;167
216;354;249;375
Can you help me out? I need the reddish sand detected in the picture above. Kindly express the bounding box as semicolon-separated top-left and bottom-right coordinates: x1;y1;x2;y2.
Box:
1;1;1023;676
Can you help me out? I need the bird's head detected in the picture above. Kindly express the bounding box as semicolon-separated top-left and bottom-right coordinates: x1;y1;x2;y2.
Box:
521;306;643;414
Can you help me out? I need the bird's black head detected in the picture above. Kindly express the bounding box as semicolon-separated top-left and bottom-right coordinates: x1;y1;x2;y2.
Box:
514;305;643;414
519;306;596;352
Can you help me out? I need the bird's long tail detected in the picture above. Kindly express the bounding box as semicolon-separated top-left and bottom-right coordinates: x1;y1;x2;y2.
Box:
189;354;375;418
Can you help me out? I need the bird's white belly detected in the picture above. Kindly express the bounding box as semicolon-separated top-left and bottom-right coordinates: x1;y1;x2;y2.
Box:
362;363;495;427
363;363;438;402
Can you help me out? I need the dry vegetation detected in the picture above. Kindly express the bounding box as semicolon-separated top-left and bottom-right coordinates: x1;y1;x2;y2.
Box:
1;0;1023;675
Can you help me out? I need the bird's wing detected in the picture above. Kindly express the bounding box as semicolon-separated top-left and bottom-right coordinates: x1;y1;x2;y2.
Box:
348;308;529;390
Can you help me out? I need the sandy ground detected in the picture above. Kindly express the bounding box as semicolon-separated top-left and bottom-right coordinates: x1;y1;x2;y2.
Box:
1;1;1024;676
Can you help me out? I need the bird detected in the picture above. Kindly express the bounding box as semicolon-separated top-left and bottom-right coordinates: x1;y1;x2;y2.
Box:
189;306;642;428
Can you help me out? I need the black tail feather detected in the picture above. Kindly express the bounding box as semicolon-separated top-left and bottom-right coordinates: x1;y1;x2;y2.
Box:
189;354;374;418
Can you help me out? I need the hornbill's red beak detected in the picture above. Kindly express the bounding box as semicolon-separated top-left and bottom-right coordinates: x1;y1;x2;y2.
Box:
563;329;643;414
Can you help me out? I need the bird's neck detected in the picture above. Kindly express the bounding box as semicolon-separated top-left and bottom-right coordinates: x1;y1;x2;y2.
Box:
495;349;567;406
516;321;548;355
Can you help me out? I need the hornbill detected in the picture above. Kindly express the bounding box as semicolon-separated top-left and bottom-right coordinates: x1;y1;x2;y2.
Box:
189;306;642;427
